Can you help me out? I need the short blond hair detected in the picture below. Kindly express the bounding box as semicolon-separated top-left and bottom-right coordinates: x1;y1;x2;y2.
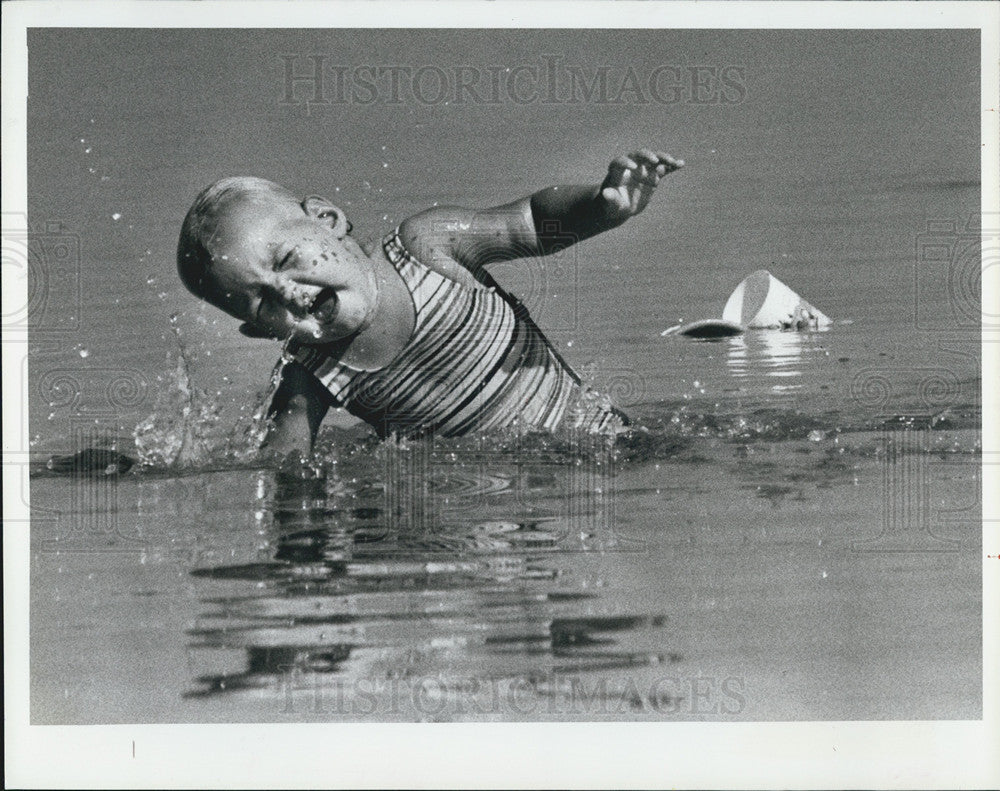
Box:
176;176;294;304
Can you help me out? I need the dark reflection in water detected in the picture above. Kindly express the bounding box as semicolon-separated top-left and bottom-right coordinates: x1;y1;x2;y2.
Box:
186;440;677;718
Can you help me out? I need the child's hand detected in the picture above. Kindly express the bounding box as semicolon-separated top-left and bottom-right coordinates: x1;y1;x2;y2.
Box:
599;149;683;221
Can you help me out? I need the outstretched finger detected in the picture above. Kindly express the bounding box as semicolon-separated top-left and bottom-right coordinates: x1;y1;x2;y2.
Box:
656;150;685;170
633;149;660;166
633;150;661;183
610;154;639;172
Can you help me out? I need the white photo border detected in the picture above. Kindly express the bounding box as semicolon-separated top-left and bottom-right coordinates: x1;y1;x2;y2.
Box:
3;1;998;788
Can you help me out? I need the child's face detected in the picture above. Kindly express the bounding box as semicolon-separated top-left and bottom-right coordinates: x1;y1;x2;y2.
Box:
205;191;375;344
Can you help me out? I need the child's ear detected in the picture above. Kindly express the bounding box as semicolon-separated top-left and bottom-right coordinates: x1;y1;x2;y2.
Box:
302;196;350;238
239;322;276;339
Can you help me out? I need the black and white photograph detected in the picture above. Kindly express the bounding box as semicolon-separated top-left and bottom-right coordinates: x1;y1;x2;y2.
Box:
4;1;998;787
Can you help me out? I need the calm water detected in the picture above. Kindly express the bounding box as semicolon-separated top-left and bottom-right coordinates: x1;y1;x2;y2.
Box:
26;30;982;722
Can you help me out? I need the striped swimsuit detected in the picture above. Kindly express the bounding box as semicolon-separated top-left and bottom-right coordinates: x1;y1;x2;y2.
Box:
291;229;625;438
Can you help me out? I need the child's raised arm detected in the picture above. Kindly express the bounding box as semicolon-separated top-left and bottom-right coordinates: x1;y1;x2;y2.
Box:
398;149;683;273
530;149;684;254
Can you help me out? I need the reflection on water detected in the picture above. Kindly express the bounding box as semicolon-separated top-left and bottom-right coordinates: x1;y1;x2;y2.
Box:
31;406;982;723
726;329;830;393
185;441;677;719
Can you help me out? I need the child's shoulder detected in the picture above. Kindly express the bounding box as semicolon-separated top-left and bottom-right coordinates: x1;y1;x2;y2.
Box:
395;205;478;275
395;206;485;287
397;205;471;254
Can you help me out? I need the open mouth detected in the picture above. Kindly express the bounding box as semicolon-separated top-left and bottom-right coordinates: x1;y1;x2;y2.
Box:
308;287;338;324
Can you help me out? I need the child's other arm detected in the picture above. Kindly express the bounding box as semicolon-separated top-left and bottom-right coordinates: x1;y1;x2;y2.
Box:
262;362;331;454
399;150;682;273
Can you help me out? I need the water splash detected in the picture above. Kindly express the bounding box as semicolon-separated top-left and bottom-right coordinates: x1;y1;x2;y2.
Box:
132;351;221;468
131;309;305;469
226;338;298;462
132;315;222;468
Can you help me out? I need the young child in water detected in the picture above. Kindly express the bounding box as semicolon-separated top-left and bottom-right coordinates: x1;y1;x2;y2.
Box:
177;149;683;451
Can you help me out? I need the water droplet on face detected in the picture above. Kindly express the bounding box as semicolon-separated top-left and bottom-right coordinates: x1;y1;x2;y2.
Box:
79;347;89;358
146;276;157;285
111;213;122;221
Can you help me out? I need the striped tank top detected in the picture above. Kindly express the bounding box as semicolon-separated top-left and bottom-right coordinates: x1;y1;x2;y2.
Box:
291;229;625;438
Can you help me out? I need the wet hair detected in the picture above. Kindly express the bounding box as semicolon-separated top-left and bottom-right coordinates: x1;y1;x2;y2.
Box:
176;176;294;304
